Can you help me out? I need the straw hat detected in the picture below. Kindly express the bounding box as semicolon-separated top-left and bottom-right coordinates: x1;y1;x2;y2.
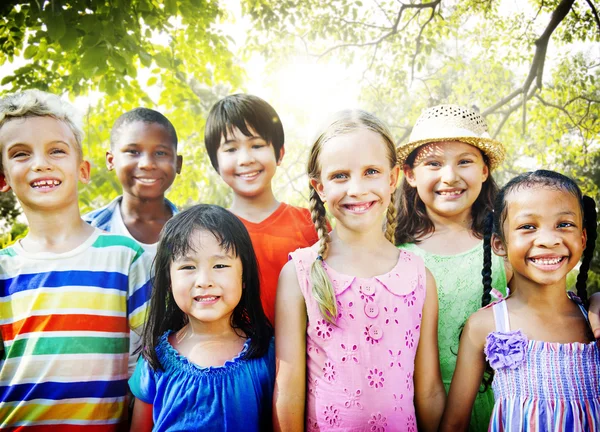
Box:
396;104;505;169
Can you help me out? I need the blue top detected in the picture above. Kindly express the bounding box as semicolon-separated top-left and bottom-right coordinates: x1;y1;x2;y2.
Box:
129;332;275;432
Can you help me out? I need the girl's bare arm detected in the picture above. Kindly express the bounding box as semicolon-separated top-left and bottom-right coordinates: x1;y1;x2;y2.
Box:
130;398;153;432
273;261;307;432
414;268;446;432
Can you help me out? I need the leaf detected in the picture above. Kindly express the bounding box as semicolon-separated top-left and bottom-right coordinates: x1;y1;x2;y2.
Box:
23;45;38;59
1;75;15;85
59;27;79;51
45;12;66;41
147;76;158;86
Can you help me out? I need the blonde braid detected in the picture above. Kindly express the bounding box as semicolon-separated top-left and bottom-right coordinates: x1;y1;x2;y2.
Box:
385;191;398;245
308;187;337;323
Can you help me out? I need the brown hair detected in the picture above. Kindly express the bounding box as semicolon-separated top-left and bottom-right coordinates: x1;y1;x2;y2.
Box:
307;109;398;323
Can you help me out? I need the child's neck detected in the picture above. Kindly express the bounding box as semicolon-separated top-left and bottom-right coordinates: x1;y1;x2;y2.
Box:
121;192;172;222
229;188;280;223
509;274;572;311
416;210;480;255
21;205;95;254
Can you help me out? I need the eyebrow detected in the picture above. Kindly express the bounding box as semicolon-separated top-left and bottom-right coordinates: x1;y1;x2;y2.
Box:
6;140;70;151
222;135;264;145
515;210;578;219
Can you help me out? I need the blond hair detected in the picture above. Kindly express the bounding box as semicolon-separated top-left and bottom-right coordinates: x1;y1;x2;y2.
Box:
307;109;398;323
0;90;84;171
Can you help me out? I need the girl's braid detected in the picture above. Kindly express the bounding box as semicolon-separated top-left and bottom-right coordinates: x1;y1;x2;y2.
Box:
385;191;398;245
576;195;597;305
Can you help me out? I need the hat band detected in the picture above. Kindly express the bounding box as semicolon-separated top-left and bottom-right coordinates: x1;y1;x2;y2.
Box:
410;125;491;141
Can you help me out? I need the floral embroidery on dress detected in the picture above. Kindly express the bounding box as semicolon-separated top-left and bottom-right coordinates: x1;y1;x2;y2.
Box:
315;319;334;340
308;378;320;397
406;414;417;432
388;349;402;368
340;343;359;363
323;360;337;382
367;368;385;389
364;325;381;344
484;330;528;370
405;329;415;348
404;292;417;307
383;306;400;325
392;393;404;412
337;299;355;320
405;371;413;391
307;339;320;355
368;413;388;432
323;405;341;427
343;388;363;409
306;417;319;432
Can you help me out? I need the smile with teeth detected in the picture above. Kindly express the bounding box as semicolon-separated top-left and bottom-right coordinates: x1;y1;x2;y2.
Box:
135;178;159;184
193;295;219;303
436;190;463;196
237;170;262;179
343;201;375;213
31;179;61;188
529;256;565;265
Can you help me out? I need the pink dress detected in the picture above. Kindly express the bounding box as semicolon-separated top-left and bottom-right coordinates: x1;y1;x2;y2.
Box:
290;247;427;432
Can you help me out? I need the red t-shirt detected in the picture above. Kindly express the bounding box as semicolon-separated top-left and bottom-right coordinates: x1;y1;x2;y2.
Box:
238;203;319;324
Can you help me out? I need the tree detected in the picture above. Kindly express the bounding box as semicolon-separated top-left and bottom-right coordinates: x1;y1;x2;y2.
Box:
243;0;599;180
0;0;245;230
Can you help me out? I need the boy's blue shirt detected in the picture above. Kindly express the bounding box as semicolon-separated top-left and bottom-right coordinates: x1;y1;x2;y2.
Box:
83;195;179;231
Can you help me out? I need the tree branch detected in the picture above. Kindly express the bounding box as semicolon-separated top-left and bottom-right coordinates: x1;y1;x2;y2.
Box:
584;0;600;35
315;0;441;58
482;0;575;126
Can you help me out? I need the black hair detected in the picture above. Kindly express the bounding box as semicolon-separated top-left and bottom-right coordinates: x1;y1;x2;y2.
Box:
141;204;273;371
481;169;597;308
204;94;284;171
110;107;178;149
395;147;499;245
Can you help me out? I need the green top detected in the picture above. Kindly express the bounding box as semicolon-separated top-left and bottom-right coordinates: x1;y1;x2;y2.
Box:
400;241;507;432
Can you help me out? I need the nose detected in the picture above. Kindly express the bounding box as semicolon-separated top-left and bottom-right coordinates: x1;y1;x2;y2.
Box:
440;165;459;184
347;177;367;197
31;153;53;172
138;152;156;170
534;227;561;247
237;147;255;166
194;269;214;288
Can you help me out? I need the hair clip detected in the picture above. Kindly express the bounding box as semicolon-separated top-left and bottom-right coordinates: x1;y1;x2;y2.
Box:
316;255;323;261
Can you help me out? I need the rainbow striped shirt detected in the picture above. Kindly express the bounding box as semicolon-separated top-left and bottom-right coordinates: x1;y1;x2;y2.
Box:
0;229;152;431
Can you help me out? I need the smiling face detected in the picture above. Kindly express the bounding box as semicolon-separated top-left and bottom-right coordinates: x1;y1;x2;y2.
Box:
0;116;90;213
311;128;399;236
215;125;283;200
404;141;489;222
170;229;244;326
106;121;182;202
493;186;586;288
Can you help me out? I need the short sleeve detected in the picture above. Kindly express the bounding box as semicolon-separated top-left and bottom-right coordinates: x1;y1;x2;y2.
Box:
128;356;156;404
126;244;153;332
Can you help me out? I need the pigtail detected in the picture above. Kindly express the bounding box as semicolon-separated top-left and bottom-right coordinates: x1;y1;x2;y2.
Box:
385;190;398;244
308;187;337;323
576;195;597;305
481;212;494;307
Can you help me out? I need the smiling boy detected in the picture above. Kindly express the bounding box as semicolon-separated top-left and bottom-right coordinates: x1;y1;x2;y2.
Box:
0;90;151;430
204;94;320;323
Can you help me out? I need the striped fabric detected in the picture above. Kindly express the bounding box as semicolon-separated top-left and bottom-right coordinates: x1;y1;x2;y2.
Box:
489;299;600;431
0;229;152;431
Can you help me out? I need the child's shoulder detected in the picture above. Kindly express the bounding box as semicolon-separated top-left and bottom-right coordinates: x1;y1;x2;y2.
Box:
83;196;122;228
464;301;498;344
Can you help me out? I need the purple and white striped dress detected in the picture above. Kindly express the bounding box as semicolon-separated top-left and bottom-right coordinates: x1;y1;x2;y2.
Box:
484;294;600;431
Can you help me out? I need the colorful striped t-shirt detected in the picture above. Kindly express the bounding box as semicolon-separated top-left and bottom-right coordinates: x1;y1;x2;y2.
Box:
0;229;152;431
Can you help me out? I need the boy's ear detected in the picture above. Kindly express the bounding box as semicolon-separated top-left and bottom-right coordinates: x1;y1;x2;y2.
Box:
309;177;326;202
0;173;11;193
403;164;417;187
276;146;285;166
106;151;115;170
78;160;91;184
491;233;507;257
176;155;183;174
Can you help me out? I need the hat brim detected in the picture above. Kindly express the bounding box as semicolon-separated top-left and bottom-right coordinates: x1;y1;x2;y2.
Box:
396;136;505;170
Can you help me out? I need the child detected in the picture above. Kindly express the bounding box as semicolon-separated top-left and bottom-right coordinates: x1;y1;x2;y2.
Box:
204;94;319;324
441;170;600;430
84;107;182;375
129;204;275;431
0;90;152;430
395;104;509;431
274;110;445;431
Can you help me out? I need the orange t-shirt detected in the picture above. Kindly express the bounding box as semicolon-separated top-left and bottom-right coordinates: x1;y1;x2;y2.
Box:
238;203;319;324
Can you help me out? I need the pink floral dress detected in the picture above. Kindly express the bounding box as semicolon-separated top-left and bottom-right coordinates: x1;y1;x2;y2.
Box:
290;247;427;431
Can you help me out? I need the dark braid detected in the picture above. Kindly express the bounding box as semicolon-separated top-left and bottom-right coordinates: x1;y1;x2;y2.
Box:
576;196;597;305
481;212;494;307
